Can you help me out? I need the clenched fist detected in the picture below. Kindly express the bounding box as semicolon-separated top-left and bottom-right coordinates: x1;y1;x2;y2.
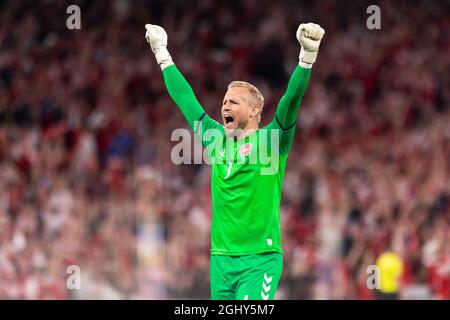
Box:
145;24;168;53
145;24;173;70
296;23;325;67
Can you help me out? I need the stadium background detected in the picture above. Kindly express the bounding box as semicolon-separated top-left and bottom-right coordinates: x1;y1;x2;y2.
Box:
0;0;449;299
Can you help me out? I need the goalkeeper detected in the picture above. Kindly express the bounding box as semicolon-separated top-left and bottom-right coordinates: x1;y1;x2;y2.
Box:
145;22;324;300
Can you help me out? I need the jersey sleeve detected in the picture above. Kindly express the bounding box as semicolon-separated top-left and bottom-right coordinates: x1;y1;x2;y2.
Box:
195;113;224;150
162;65;223;147
268;65;311;155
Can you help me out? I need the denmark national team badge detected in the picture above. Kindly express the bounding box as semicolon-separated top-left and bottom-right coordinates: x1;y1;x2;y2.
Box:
239;143;252;157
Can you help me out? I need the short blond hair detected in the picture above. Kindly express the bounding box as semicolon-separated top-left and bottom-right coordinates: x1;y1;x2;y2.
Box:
228;81;264;124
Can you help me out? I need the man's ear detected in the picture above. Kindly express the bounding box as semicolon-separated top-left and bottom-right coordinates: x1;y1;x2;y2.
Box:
250;105;259;118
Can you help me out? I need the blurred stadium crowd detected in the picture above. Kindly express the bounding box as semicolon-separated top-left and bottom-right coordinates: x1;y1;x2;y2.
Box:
0;0;449;299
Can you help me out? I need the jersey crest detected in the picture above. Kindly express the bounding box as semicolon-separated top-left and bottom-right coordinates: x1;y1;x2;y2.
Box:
239;143;252;157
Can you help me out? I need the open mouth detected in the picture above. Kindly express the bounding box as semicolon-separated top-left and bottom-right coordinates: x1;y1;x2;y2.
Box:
223;114;235;127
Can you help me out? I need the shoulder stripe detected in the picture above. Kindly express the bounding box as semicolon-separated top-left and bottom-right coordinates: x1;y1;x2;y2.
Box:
275;114;296;131
194;112;206;133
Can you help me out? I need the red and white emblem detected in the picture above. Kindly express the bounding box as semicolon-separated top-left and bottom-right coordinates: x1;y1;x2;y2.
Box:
239;143;253;157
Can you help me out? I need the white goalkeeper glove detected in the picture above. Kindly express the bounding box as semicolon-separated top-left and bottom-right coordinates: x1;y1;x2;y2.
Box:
296;23;325;68
145;24;174;70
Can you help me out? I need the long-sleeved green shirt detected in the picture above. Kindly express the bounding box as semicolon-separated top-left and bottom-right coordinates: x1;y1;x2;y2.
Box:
162;64;311;255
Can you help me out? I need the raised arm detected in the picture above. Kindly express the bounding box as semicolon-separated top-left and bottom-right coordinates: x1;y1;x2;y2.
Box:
274;65;311;132
145;24;215;133
271;23;325;154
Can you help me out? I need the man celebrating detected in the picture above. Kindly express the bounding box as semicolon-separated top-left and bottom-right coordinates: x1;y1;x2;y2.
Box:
145;22;324;300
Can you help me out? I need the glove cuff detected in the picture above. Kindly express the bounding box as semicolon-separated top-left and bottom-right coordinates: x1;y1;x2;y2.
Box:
154;47;174;70
298;47;316;68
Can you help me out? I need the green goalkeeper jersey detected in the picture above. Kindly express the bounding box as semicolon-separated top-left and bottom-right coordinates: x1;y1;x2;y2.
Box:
162;64;311;256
